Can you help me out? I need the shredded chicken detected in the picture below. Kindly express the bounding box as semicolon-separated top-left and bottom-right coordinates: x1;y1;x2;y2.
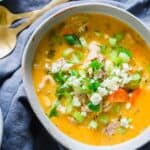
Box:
51;58;73;73
83;41;104;68
104;121;120;136
88;41;100;60
38;75;55;91
45;63;51;71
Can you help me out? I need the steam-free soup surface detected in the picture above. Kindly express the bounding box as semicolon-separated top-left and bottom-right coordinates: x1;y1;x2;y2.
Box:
32;14;150;145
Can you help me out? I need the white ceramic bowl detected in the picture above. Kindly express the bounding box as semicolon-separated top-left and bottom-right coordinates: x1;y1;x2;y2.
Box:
22;1;150;150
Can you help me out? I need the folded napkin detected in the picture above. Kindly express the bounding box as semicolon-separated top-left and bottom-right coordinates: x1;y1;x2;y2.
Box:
0;0;150;150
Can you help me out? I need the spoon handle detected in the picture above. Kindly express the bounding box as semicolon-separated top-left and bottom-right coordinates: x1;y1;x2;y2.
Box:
14;0;68;34
15;0;68;25
12;11;34;21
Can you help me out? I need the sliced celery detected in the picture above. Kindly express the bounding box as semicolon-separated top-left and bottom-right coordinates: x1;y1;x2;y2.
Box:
100;45;107;54
66;97;73;114
126;72;141;90
71;51;83;64
71;54;80;64
118;52;130;63
109;37;117;47
62;48;74;57
99;114;110;125
117;127;126;135
117;47;132;58
147;64;150;73
79;37;88;48
73;111;85;123
112;103;121;114
89;120;98;129
110;51;122;65
79;70;87;77
114;33;124;42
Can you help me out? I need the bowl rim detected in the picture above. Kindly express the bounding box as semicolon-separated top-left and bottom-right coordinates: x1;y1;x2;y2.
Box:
22;1;150;150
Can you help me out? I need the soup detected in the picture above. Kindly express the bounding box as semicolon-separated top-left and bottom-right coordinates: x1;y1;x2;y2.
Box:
32;14;150;145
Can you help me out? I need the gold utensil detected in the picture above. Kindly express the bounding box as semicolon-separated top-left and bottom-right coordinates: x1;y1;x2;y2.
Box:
0;5;33;26
0;0;68;59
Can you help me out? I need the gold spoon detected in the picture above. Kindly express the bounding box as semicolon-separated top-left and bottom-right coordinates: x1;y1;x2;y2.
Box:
0;5;33;26
0;0;68;59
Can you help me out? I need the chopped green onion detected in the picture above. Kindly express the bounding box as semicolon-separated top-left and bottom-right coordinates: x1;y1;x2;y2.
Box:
53;72;67;84
117;127;126;135
49;100;60;117
109;37;117;47
88;79;101;92
73;111;85;123
62;48;74;57
89;60;102;71
89;120;98;129
64;34;81;46
99;114;110;125
56;85;70;98
87;101;100;112
70;70;79;77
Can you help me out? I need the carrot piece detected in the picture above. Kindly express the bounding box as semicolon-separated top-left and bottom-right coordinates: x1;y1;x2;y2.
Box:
107;88;128;103
60;28;71;35
129;88;141;106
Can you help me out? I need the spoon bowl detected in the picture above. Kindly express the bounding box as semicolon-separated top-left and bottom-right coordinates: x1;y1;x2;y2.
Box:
0;5;32;26
0;27;17;58
0;0;68;59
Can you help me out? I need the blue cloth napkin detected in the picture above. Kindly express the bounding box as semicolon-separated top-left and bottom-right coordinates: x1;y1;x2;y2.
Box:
0;0;150;150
